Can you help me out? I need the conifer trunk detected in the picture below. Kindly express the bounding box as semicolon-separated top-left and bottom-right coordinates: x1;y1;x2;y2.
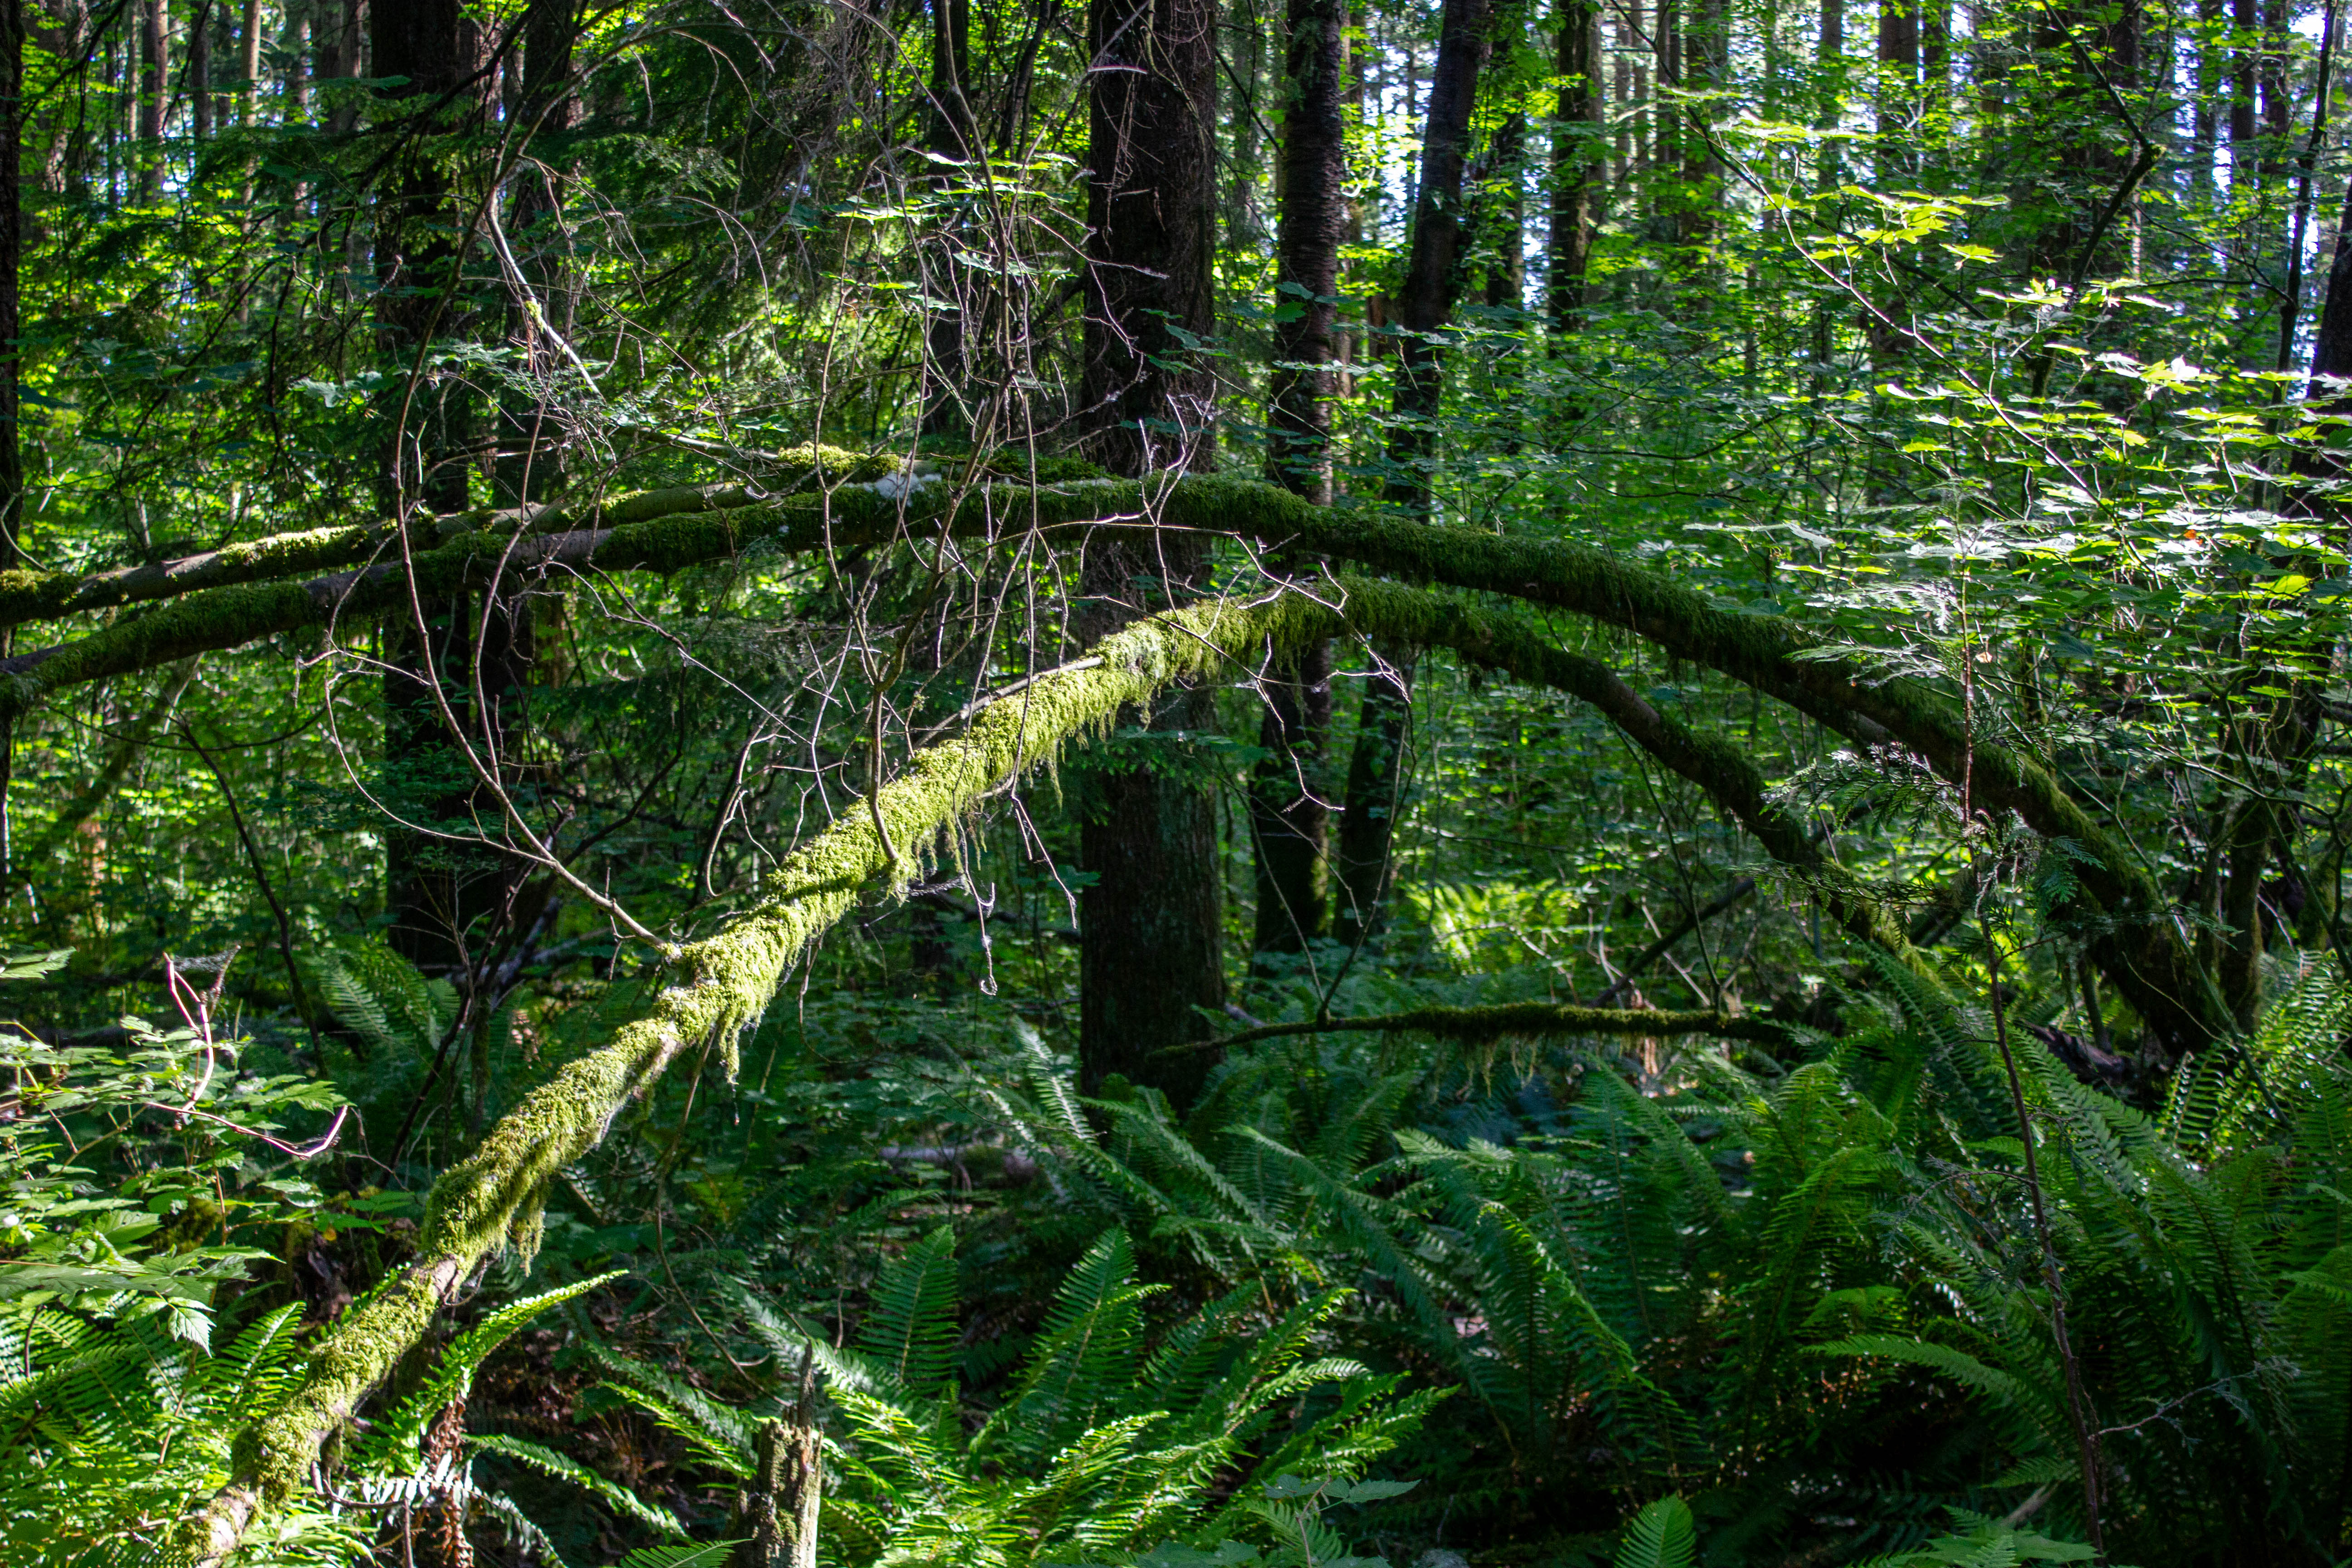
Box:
375;0;492;972
190;4;211;138
920;0;974;439
1076;0;1225;1106
1548;0;1600;327
1337;0;1488;951
1269;0;1347;503
0;0;20;902
137;0;164;201
1382;0;1488;515
1250;0;1348;964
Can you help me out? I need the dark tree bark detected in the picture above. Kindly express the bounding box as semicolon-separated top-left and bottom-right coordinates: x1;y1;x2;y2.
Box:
1076;0;1225;1107
190;1;211;137
237;0;260;122
1080;0;1217;476
920;0;975;440
281;0;304;115
1268;0;1347;503
1249;0;1347;966
1877;0;1916;150
1548;0;1601;328
1382;0;1488;514
497;0;576;506
315;0;362;132
1333;657;1411;950
1676;0;1723;250
2309;176;2352;397
137;0;163;201
2258;0;2289;176
1335;0;1487;951
375;0;495;971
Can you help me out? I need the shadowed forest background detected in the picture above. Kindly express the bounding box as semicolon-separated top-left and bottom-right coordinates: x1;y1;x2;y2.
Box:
4;0;2352;1560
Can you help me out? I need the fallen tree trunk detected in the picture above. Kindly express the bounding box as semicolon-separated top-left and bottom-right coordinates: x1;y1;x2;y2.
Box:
14;470;2223;1054
179;573;1956;1561
0;444;907;631
179;583;1347;1561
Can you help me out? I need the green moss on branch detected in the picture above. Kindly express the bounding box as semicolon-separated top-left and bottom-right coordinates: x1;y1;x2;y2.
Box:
0;444;906;632
181;583;1332;1563
29;465;2216;1051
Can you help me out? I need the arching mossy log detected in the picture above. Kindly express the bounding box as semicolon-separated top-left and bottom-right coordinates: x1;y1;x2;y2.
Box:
1206;480;2228;1055
1336;580;1932;971
177;574;1946;1563
177;583;1333;1563
0;445;913;631
17;470;2220;1053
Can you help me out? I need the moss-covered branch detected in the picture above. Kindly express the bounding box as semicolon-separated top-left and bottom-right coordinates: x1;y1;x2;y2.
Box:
0;489;922;720
1331;578;1931;970
178;582;1334;1565
20;466;2217;1051
181;571;1962;1561
0;476;1159;721
1189;479;2223;1050
0;445;923;631
1190;1000;1785;1052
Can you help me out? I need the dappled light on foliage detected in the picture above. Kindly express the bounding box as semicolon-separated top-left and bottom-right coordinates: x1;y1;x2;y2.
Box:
5;0;2352;1561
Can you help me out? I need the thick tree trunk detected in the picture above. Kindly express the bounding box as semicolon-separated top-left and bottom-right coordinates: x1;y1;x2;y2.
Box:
1333;655;1411;949
920;0;975;440
138;0;164;201
1249;0;1347;967
281;0;304;116
1877;0;1916;152
497;0;575;505
1676;0;1723;250
237;0;259;121
1382;0;1488;514
1548;0;1600;328
1339;0;1486;949
190;4;211;138
376;0;491;971
1268;0;1347;502
2259;0;2289;178
1076;0;1225;1106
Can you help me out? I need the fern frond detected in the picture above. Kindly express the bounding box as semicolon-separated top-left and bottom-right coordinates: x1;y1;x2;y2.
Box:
362;1271;621;1470
1613;1495;1696;1568
859;1225;961;1401
469;1431;691;1537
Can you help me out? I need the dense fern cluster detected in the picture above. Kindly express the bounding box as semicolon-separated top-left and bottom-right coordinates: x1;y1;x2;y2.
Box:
7;942;2352;1564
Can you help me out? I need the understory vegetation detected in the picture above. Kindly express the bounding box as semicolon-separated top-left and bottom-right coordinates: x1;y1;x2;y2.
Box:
7;0;2352;1560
